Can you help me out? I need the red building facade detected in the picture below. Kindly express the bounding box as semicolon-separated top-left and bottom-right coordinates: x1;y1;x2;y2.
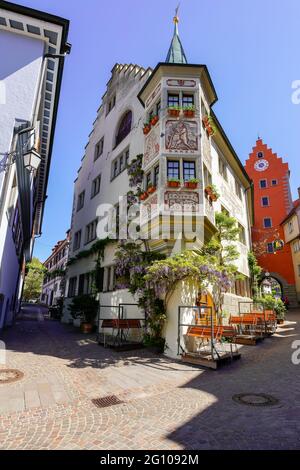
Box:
245;139;297;305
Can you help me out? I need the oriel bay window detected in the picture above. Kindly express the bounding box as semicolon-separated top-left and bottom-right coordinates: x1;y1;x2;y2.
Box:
183;160;196;181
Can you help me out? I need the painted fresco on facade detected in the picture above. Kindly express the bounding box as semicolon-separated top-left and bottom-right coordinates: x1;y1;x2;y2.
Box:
165;191;199;212
165;120;198;153
166;79;196;87
144;127;160;167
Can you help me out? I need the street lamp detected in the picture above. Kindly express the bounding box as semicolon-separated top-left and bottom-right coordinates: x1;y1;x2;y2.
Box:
23;148;41;172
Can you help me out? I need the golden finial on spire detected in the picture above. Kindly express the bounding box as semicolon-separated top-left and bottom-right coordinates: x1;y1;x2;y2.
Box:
173;3;180;24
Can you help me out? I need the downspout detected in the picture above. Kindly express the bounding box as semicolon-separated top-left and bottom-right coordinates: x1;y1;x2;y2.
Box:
244;180;254;297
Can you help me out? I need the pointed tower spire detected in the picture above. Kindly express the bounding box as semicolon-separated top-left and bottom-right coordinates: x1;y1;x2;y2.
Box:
165;5;187;64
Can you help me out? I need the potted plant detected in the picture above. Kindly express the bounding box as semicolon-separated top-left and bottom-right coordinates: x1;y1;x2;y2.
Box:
150;114;159;126
259;295;286;325
167;178;181;188
139;191;149;201
143;121;151;135
68;294;98;334
202;114;216;136
168;105;181;117
184;178;199;189
183;105;195;118
205;184;220;201
143;334;166;354
147;184;156;194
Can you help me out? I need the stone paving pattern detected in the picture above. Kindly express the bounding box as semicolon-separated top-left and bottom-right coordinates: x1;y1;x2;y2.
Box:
0;307;300;449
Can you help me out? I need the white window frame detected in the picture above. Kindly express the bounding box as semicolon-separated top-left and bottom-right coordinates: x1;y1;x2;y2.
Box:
263;217;272;228
261;196;270;207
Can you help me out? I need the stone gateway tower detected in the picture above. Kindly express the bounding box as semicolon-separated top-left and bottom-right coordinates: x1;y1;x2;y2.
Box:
245;139;297;306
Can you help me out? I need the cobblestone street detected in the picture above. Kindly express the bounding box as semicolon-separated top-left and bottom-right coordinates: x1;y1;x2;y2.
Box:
0;307;300;450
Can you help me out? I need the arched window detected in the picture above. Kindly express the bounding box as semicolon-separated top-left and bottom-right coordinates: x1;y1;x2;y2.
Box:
115;110;132;147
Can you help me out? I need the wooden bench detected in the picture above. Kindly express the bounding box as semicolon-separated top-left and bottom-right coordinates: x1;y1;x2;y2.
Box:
187;325;223;341
230;315;258;326
101;319;141;329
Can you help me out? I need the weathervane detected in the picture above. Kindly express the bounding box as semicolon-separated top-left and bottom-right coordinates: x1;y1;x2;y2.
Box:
174;3;180;23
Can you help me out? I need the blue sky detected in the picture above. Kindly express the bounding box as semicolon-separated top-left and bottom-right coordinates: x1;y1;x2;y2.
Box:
21;0;300;261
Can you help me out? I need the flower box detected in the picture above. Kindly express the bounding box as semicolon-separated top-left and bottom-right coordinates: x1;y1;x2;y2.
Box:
183;109;195;118
168;108;180;117
167;180;181;188
150;115;159;126
139;192;149;201
143;125;151;135
184;181;198;189
147;185;156;194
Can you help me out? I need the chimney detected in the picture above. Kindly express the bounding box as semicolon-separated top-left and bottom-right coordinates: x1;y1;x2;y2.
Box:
298;187;300;199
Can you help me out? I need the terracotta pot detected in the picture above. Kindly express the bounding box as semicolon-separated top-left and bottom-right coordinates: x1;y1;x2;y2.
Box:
168;109;180;117
143;126;151;135
184;110;195;118
80;322;93;334
168;181;180;188
184;182;198;189
150;115;159;126
206;125;214;136
147;186;156;194
140;192;149;201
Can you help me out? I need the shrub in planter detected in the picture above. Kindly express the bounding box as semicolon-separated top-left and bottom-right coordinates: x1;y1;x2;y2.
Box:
143;334;166;354
184;178;199;189
168;106;181;117
167;178;181;188
68;294;99;333
259;295;286;322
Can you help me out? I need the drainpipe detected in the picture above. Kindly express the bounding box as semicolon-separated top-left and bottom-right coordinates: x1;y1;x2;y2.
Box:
244;181;254;296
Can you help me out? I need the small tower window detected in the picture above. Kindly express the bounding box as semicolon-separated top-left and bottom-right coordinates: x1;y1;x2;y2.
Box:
259;179;267;189
263;218;272;228
257;151;264;158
